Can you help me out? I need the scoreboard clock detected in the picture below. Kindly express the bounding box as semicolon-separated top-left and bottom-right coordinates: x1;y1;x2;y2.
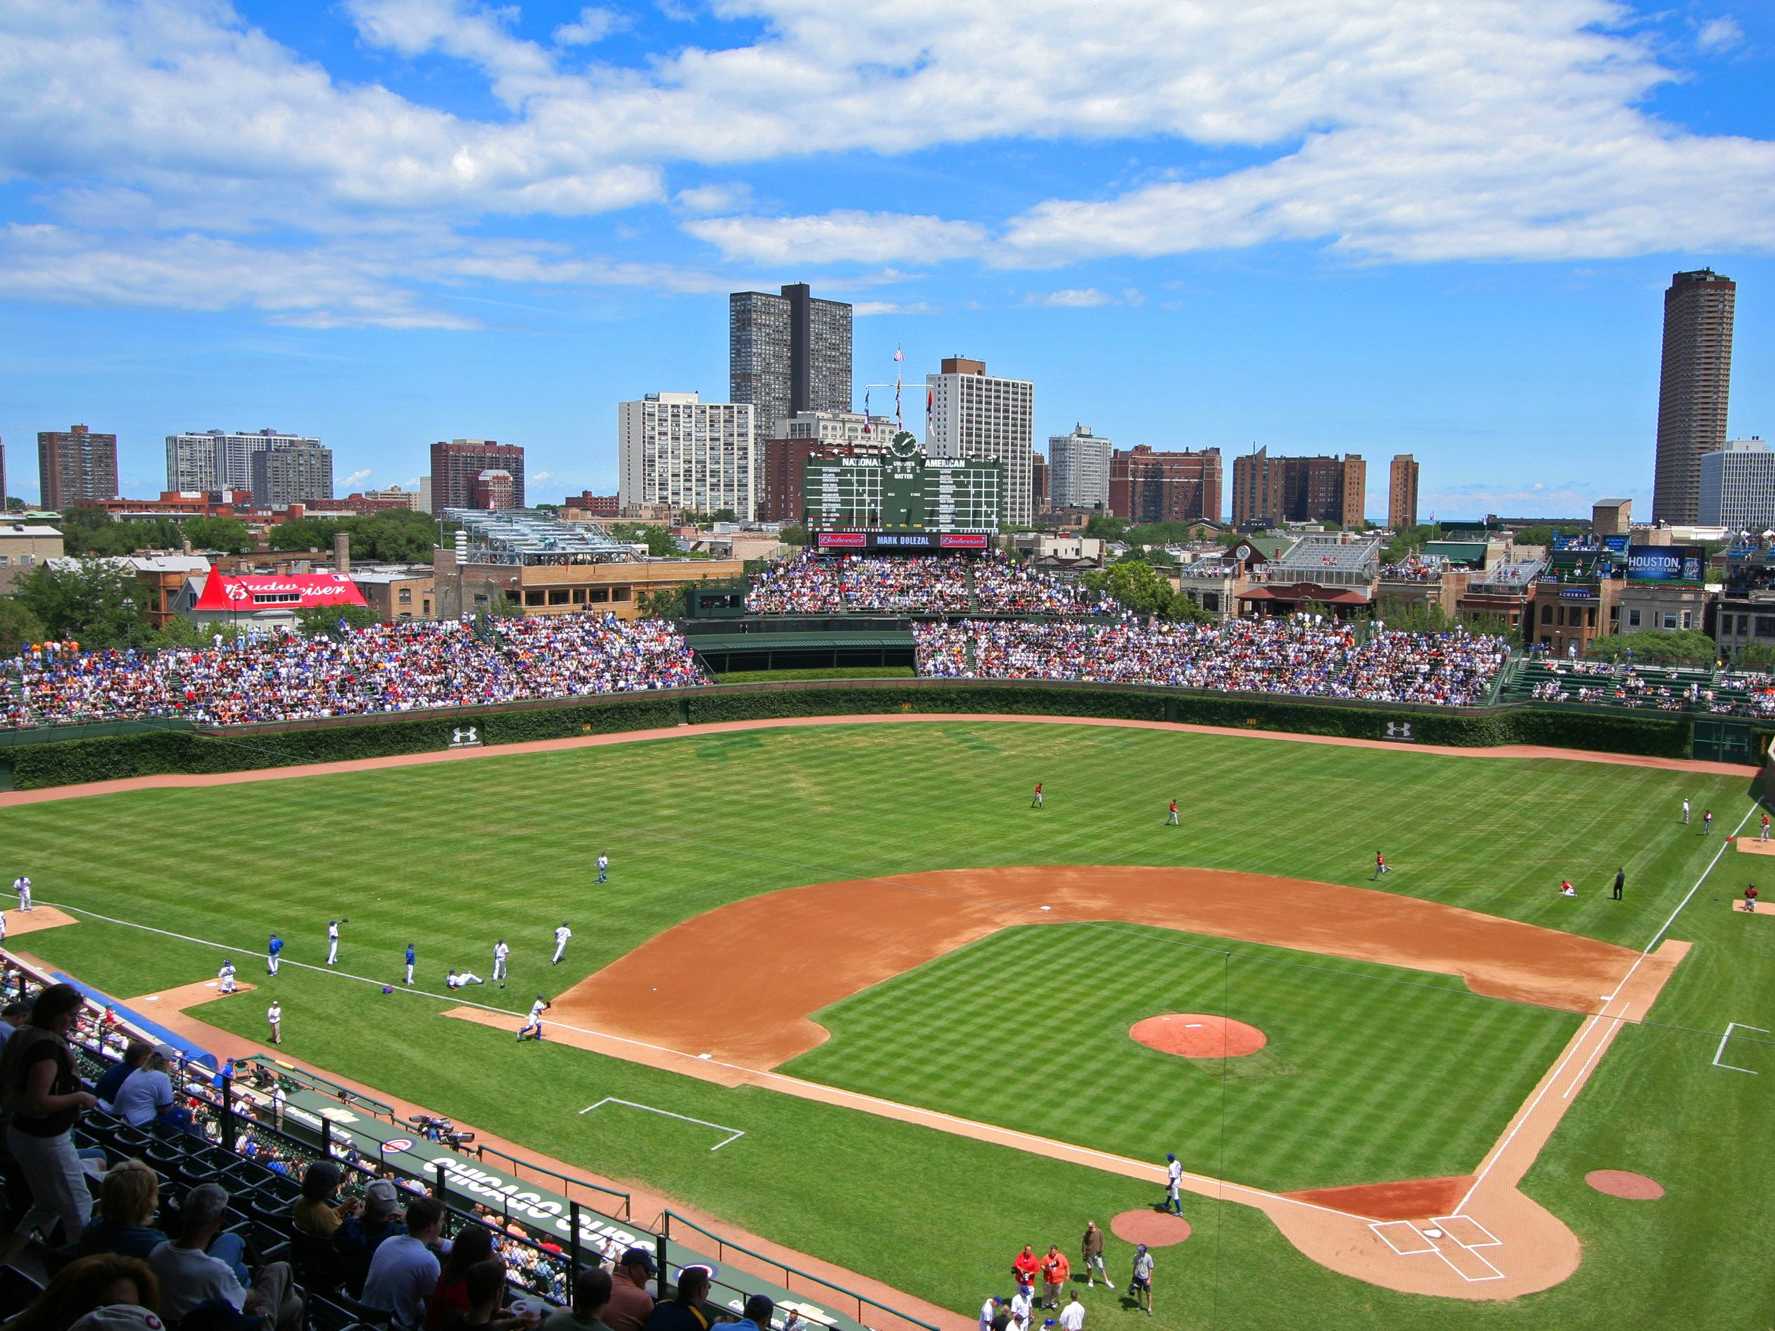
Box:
803;432;1003;550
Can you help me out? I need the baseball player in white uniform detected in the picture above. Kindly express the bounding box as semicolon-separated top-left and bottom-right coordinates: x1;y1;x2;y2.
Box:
978;1297;998;1331
446;969;486;989
266;1000;283;1045
596;853;609;885
1682;797;1691;825
326;919;341;966
218;959;238;994
551;922;572;966
13;875;31;912
517;995;550;1041
1008;1289;1031;1331
1164;1153;1183;1214
0;909;7;945
492;940;510;987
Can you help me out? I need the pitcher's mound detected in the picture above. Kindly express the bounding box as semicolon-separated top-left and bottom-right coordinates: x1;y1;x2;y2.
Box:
1130;1013;1266;1058
1111;1210;1192;1246
1585;1170;1664;1200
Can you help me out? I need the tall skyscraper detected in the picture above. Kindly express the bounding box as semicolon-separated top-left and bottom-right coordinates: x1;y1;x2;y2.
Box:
1653;269;1736;524
38;424;119;509
166;428;322;492
1049;425;1112;510
1108;446;1223;523
430;440;526;511
926;357;1034;526
1700;439;1775;529
730;283;853;442
1388;454;1419;530
251;439;334;506
1230;447;1365;529
618;392;755;519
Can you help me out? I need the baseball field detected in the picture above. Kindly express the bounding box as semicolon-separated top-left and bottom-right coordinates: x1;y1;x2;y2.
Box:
3;716;1771;1329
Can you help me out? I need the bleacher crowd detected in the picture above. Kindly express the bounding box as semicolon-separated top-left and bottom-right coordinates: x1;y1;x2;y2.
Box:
2;615;705;730
914;617;1511;706
745;554;1115;617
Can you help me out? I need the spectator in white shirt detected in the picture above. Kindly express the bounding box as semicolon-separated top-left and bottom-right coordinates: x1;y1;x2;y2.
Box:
111;1053;175;1129
149;1182;302;1329
361;1195;444;1331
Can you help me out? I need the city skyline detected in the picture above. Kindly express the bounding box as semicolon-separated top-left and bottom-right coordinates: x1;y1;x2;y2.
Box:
0;2;1771;517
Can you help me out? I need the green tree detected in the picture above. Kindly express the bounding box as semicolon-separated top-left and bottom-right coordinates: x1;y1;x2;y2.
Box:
182;516;254;554
294;604;381;637
0;597;46;654
608;523;677;557
1586;630;1718;667
1733;643;1775;672
147;618;247;650
1081;559;1176;616
778;524;807;547
1083;514;1128;541
1166;591;1215;624
14;561;153;649
1380;524;1437;563
635;585;687;619
349;510;440;562
268;517;340;552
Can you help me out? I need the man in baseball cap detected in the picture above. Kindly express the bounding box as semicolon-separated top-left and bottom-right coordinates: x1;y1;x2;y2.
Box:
604;1246;658;1331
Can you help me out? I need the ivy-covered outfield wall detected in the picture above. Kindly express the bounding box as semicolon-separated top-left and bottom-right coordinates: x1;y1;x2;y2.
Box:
0;678;1694;790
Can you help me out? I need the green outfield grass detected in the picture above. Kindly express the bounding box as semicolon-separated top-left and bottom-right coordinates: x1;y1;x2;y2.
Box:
784;922;1581;1190
2;719;1769;1330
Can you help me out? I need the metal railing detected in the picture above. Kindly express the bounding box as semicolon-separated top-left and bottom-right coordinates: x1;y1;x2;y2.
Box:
475;1140;632;1219
661;1210;940;1331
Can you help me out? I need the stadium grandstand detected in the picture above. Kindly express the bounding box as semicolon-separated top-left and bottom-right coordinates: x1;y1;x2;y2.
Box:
0;953;895;1331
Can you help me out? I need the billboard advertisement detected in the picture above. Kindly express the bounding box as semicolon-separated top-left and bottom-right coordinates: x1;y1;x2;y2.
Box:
1627;544;1705;584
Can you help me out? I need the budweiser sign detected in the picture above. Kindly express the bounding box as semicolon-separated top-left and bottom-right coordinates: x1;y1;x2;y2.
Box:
192;571;370;612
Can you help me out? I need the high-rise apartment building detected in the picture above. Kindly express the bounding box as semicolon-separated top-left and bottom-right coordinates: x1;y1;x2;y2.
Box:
730;283;853;446
925;357;1034;526
1108;446;1223;524
250;439;334;507
1230;447;1365;529
1387;454;1419;530
166;429;321;494
755;410;897;519
1700;439;1775;529
1653;269;1736;524
618;392;755;519
38;424;119;509
429;440;526;511
1049;425;1112;510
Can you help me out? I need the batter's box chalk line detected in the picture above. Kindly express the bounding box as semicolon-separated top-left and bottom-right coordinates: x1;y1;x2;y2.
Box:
1369;1216;1506;1284
579;1097;746;1152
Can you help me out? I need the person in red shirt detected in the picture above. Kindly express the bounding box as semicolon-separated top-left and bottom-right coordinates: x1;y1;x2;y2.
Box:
1041;1245;1071;1309
1166;799;1179;827
1745;884;1759;913
1372;851;1389;880
1012;1245;1041;1300
1031;783;1045;809
1559;880;1576;897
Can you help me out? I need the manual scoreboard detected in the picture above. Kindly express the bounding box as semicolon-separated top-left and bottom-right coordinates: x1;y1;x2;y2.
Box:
803;431;1004;551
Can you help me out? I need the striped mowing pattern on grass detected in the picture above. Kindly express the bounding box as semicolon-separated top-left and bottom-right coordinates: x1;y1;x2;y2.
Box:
784;922;1580;1192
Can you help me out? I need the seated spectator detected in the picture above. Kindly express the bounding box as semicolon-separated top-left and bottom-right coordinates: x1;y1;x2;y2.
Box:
362;1195;445;1331
723;1294;774;1331
643;1267;712;1331
95;1041;151;1110
544;1266;614;1331
6;1253;159;1331
426;1222;496;1329
338;1177;407;1294
292;1159;360;1238
78;1159;168;1260
452;1258;527;1331
603;1247;657;1331
148;1181;303;1330
0;999;28;1056
112;1052;176;1130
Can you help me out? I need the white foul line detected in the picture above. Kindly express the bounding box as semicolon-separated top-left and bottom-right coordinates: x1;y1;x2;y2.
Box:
579;1096;745;1151
1711;1022;1769;1076
1452;800;1757;1216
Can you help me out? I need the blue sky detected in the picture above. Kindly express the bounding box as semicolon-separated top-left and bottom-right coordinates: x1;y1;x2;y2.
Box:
1;0;1772;519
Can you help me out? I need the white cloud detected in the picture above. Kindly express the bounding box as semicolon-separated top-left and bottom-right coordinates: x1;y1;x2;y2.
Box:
1697;16;1744;54
684;211;987;264
553;6;628;46
1028;287;1115;307
531;470;555;484
674;182;753;214
853;300;938;316
341;468;374;488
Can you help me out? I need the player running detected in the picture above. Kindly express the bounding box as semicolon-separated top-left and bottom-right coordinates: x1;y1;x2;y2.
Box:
517;995;551;1041
551;922;572;966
